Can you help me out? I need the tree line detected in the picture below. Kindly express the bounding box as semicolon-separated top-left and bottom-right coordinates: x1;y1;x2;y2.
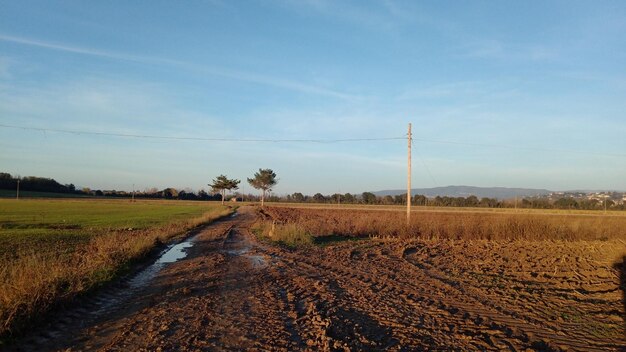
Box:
2;171;623;210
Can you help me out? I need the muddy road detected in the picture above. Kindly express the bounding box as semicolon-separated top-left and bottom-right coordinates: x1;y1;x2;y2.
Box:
13;207;625;351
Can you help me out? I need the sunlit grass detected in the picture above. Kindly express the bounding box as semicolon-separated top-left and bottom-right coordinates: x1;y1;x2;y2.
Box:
263;206;626;241
0;198;233;340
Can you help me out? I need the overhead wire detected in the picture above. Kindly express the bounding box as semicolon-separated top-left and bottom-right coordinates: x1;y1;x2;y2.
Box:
0;123;403;143
412;139;439;187
1;122;625;158
411;137;626;158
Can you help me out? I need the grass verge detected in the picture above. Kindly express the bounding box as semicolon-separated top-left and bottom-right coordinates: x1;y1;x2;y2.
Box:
251;221;314;248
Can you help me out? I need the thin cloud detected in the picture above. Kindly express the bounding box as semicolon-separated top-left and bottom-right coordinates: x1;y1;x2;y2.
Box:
0;34;361;100
460;39;558;61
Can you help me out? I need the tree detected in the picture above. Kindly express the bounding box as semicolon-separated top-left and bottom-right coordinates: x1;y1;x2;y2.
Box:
331;193;343;204
413;194;427;206
209;175;241;205
361;192;377;204
554;197;578;209
162;188;178;199
343;193;355;204
291;192;305;203
313;193;326;203
247;168;277;207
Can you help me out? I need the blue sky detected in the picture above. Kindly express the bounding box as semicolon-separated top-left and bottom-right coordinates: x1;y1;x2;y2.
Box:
1;0;625;194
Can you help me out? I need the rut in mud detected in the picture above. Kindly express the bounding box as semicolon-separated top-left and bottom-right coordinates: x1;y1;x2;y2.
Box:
11;206;625;351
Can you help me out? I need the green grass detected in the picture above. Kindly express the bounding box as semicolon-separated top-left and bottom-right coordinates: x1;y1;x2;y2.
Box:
0;199;226;257
0;198;233;340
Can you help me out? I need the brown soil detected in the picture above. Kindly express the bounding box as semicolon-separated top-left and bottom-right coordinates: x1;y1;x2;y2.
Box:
10;206;626;351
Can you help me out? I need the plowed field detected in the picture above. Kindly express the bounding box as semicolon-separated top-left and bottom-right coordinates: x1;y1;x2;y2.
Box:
11;206;626;351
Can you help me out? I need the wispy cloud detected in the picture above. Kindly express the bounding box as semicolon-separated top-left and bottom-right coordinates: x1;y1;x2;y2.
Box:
0;76;228;136
0;34;361;100
460;39;558;61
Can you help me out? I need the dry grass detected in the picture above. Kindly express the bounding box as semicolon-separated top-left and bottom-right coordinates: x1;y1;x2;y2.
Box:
0;201;233;340
252;221;314;247
263;207;626;241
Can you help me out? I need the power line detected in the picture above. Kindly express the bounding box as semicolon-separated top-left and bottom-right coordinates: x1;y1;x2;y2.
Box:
412;137;626;158
412;139;438;187
0;123;404;143
1;122;625;158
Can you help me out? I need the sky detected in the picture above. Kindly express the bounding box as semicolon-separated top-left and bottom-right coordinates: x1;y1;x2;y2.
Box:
1;0;625;194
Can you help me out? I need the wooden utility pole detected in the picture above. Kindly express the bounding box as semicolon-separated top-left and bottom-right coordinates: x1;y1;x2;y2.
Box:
16;179;20;200
407;123;412;225
132;183;135;202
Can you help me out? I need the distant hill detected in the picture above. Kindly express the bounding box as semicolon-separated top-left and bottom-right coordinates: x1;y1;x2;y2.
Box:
373;186;551;200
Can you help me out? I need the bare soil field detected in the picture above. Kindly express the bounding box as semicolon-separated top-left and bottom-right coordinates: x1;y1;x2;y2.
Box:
9;206;626;351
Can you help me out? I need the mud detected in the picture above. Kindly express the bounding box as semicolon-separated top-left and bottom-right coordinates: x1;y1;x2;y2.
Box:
10;206;625;351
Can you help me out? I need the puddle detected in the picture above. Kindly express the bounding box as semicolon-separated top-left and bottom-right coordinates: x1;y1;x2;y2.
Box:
248;255;267;268
157;241;194;264
49;212;241;328
226;248;250;255
91;228;203;315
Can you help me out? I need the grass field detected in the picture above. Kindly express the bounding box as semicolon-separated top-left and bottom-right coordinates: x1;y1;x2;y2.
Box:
0;198;233;339
261;205;626;242
265;201;626;216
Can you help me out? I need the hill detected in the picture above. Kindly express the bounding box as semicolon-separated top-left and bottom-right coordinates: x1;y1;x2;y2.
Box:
373;186;551;199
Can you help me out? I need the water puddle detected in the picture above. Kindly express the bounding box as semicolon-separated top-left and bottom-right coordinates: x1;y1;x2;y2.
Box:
226;248;250;255
157;241;194;264
248;255;267;268
91;229;202;315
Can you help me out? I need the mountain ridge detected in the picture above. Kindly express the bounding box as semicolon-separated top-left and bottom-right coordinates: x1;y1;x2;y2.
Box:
372;185;551;200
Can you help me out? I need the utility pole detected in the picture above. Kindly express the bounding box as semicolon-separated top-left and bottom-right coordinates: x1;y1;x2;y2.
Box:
16;179;20;200
407;123;412;225
132;183;135;202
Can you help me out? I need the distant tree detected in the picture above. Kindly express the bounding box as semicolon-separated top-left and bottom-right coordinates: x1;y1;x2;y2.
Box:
394;194;406;205
209;175;241;205
247;168;277;207
291;192;305;203
479;197;498;208
554;197;578;209
198;189;209;200
466;195;479;207
413;194;427;206
162;188;178;199
313;193;326;203
361;192;377;205
343;193;355;204
382;195;394;205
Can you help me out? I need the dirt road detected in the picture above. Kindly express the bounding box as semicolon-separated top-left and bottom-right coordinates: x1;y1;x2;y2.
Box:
13;207;625;351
